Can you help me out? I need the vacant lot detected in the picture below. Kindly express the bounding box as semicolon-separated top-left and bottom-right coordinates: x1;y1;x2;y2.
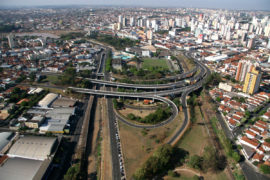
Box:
119;108;155;118
118;111;184;179
177;106;209;156
175;105;229;180
43;74;59;84
142;58;169;70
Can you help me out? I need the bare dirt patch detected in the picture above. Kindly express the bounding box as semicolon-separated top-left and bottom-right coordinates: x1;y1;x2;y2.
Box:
119;107;155;118
118;111;184;179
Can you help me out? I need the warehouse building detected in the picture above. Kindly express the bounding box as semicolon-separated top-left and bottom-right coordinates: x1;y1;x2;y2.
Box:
0;157;45;180
39;107;75;134
52;97;76;108
38;93;58;108
8;136;57;161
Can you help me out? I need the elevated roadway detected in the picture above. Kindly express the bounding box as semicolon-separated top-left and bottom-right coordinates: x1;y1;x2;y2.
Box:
83;60;204;90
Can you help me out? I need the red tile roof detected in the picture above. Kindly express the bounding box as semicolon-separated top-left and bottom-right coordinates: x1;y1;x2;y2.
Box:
241;136;259;147
245;130;256;137
252;153;264;161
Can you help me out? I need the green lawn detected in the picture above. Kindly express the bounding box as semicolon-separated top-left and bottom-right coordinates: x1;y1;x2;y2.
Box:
177;107;209;156
142;58;169;70
43;75;59;84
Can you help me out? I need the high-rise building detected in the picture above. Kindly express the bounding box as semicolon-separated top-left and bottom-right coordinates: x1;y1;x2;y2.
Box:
243;67;262;95
122;17;127;27
118;15;123;24
151;20;157;29
247;38;255;49
130;17;135;27
267;39;270;49
8;34;15;49
169;19;175;28
147;30;153;40
146;19;151;28
235;60;254;82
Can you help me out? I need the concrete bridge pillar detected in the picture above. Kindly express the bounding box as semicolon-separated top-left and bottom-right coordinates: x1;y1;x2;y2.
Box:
137;97;139;102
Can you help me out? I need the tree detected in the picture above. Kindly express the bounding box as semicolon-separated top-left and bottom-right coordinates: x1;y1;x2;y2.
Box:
167;170;178;177
188;155;203;170
245;111;251;118
232;152;241;162
260;164;270;174
192;175;200;180
29;72;36;82
265;138;270;143
133;145;188;179
64;163;80;180
233;172;245;180
202;146;226;172
216;97;221;102
59;67;76;85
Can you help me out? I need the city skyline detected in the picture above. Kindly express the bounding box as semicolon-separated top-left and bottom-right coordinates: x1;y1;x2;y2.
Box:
0;0;270;11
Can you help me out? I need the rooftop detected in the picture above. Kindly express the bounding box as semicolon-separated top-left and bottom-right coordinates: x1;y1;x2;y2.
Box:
8;136;57;161
0;157;43;180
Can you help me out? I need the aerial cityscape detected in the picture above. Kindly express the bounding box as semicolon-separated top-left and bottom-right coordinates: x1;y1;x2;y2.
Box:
0;1;270;180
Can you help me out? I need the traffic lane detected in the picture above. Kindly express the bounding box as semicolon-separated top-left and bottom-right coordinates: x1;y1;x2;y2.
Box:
107;98;122;180
167;92;189;144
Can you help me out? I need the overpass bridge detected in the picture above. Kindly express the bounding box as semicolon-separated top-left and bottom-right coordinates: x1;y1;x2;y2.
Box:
83;60;205;90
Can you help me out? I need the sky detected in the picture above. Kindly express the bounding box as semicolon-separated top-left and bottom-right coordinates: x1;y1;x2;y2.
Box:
0;0;270;11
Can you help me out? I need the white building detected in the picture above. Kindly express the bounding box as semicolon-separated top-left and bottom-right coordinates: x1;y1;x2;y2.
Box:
38;93;58;108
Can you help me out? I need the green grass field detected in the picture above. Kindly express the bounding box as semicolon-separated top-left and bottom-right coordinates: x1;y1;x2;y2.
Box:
142;58;169;70
177;107;209;156
43;75;59;84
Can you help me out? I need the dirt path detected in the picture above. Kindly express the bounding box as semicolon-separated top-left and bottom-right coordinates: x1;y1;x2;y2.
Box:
174;167;201;176
100;98;113;180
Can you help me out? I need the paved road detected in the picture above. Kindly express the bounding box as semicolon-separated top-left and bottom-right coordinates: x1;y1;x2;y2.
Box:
107;98;122;180
102;50;122;180
240;161;270;180
114;96;178;129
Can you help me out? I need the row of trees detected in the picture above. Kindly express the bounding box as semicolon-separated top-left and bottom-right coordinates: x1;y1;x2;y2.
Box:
127;107;172;124
105;51;112;72
210;117;241;163
133;144;188;179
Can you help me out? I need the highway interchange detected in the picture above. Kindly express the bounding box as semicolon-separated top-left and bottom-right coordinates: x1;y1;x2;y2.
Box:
70;49;210;180
70;49;270;180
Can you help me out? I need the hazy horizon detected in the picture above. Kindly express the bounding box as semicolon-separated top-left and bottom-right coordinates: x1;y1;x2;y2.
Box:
0;0;270;11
